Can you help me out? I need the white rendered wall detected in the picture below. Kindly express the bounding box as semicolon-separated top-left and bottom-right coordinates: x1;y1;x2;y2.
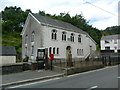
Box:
0;56;16;66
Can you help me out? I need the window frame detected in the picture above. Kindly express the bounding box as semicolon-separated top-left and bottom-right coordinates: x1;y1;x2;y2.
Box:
51;29;57;40
53;47;55;54
57;48;59;54
62;32;67;41
70;33;74;42
49;47;52;54
78;35;81;43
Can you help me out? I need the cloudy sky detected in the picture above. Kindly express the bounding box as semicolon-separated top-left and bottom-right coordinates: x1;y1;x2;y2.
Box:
1;0;119;30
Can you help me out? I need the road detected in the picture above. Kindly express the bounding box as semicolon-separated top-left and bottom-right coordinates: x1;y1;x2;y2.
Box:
8;65;119;89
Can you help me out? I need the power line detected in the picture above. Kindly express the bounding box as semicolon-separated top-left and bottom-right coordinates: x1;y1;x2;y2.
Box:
85;1;117;16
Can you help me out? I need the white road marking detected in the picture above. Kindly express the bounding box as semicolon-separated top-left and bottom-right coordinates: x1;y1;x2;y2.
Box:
9;77;61;88
117;77;120;79
86;86;98;90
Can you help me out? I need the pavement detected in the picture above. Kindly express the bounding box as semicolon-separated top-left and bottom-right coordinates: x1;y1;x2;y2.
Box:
1;69;64;88
7;65;119;88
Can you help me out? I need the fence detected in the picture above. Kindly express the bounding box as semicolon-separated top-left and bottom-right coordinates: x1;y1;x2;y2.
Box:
52;58;102;68
51;56;120;74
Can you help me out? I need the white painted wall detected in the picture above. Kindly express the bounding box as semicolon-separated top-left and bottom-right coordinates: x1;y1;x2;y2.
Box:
42;25;96;59
101;39;119;53
0;56;16;66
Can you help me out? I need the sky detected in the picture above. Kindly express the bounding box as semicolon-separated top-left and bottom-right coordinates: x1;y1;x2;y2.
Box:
0;0;119;30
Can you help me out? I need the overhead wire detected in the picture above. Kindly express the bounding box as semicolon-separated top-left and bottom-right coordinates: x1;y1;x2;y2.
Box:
84;1;117;16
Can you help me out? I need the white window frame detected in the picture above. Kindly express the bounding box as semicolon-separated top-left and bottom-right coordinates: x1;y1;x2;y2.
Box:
52;29;57;40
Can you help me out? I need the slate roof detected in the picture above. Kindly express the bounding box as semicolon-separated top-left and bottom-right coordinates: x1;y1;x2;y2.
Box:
101;34;120;40
0;46;17;56
32;13;87;34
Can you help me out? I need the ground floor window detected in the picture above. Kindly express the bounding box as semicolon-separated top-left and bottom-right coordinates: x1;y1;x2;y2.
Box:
31;46;34;55
57;48;59;54
53;47;55;54
77;49;84;56
49;47;59;55
49;47;52;54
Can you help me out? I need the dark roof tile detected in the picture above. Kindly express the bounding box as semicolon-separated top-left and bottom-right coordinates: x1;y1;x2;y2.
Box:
32;13;87;34
0;46;17;56
101;34;120;40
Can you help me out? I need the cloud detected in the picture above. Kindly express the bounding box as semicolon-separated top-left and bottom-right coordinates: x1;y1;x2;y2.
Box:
0;0;119;30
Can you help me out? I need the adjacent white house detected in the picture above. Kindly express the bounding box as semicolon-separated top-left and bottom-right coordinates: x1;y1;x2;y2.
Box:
101;34;120;53
21;13;96;62
0;46;17;66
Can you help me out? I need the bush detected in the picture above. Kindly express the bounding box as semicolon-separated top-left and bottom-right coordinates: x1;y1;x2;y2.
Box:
23;55;29;62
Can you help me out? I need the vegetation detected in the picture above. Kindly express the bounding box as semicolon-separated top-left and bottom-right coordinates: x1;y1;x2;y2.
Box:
1;6;120;58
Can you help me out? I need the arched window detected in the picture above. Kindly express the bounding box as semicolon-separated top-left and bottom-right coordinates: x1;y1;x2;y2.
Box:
49;47;52;54
57;48;59;54
62;31;66;41
31;31;35;42
70;33;74;42
53;47;55;54
51;29;57;40
78;35;81;43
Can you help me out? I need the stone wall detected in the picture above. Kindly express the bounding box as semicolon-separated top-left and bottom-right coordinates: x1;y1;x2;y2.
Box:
1;61;44;75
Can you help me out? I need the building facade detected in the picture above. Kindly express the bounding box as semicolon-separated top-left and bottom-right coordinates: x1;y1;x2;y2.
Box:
101;34;120;53
21;13;96;62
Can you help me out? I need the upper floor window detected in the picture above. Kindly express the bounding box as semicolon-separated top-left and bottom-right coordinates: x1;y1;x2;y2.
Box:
70;33;74;42
31;31;35;42
25;35;28;44
62;32;66;41
105;40;110;44
78;35;81;43
52;29;57;40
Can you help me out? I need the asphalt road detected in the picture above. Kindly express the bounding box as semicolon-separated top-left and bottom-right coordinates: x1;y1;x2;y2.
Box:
8;65;119;89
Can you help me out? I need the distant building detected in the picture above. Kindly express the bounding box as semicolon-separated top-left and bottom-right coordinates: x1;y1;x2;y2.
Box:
101;34;120;53
21;13;96;62
0;46;17;66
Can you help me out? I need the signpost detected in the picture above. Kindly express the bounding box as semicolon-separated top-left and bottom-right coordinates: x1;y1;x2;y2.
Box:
49;54;54;70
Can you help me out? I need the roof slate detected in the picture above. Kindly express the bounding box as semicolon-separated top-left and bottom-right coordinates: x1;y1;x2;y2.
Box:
101;34;120;40
32;13;87;34
0;46;17;56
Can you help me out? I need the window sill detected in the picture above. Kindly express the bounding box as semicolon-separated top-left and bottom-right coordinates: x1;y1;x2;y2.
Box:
54;54;60;56
51;39;58;41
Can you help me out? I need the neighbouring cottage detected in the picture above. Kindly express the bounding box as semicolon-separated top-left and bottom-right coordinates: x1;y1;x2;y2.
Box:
21;13;96;62
0;46;17;66
101;34;120;53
